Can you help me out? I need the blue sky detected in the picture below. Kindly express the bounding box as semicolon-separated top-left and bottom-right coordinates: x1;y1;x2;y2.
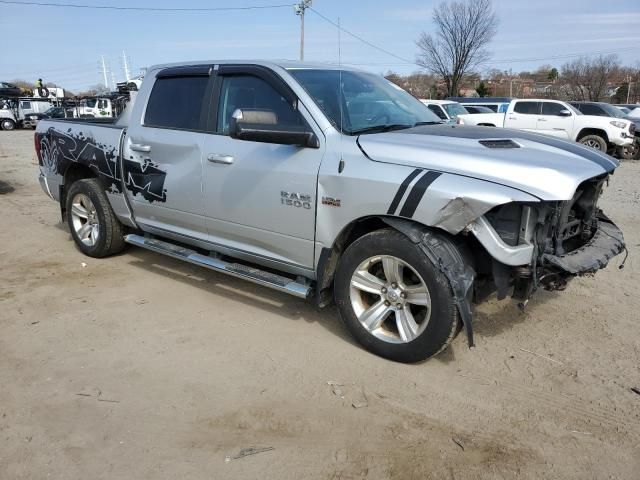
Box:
0;0;638;92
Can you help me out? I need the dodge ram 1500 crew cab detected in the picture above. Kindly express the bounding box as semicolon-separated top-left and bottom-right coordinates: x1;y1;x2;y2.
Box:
35;61;626;363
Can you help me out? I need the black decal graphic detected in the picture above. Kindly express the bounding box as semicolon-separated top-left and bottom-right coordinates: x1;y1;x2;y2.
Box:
37;127;167;203
398;171;442;218
387;168;422;215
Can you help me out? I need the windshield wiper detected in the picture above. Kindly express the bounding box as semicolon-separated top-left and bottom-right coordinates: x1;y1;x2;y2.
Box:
350;124;415;135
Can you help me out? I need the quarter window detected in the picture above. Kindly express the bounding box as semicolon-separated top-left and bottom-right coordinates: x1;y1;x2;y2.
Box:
513;101;540;115
216;75;302;135
145;76;209;130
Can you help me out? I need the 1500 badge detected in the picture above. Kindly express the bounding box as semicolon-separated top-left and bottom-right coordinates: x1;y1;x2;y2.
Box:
281;191;312;209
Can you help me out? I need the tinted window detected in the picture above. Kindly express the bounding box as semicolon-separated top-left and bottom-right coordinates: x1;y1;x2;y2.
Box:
145;76;208;130
579;104;605;116
85;99;97;108
428;104;448;120
20;101;32;110
541;102;568;116
476;104;498;112
513;102;540;115
216;75;302;135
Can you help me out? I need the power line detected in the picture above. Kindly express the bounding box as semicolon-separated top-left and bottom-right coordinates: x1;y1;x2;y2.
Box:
490;47;636;65
307;6;416;65
0;0;295;11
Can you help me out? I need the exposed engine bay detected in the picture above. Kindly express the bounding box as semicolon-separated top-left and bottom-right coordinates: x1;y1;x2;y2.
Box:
477;175;626;305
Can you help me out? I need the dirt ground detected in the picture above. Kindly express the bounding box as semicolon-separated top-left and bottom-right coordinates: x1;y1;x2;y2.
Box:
1;129;639;479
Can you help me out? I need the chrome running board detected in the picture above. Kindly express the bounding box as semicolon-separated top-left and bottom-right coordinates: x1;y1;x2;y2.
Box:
124;234;311;299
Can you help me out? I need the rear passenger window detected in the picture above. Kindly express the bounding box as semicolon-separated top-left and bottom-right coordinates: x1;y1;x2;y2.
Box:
145;76;209;130
541;102;567;116
514;102;540;115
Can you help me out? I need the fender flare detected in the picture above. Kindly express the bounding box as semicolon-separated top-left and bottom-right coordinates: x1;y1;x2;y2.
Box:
381;217;476;348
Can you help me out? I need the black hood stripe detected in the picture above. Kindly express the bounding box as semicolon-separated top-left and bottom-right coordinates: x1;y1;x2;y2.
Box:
399;171;442;218
399;125;619;173
387;168;422;214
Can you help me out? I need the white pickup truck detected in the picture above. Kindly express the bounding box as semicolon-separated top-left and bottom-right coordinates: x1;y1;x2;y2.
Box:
461;99;636;153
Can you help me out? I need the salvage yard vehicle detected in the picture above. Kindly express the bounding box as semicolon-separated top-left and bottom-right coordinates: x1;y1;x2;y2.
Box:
461;99;636;153
1;97;54;130
35;61;626;362
570;101;640;159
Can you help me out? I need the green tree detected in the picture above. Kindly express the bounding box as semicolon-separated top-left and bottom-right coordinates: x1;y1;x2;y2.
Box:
475;81;490;97
547;67;559;82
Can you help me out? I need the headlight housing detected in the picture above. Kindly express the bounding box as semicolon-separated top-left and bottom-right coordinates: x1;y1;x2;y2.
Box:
610;120;627;129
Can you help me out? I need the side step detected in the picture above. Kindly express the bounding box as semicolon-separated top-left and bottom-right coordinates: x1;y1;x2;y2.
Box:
124;234;311;299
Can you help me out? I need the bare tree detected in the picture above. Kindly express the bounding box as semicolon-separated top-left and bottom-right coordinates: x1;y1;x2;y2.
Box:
415;0;497;96
561;55;619;101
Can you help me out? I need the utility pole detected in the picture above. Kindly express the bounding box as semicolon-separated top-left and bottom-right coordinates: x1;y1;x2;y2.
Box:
627;75;631;104
294;0;312;61
122;51;131;82
101;55;108;89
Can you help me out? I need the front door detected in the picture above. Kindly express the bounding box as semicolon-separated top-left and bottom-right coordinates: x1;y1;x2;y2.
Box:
124;67;213;240
202;67;324;269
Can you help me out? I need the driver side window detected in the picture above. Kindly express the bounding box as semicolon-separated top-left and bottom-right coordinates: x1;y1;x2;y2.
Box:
216;75;303;135
428;104;447;120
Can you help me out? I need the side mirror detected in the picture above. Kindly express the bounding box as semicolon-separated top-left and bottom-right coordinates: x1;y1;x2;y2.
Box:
559;109;572;117
229;108;319;148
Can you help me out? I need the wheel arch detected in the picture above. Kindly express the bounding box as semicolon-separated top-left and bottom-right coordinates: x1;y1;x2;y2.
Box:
315;215;462;306
60;162;100;218
577;128;609;144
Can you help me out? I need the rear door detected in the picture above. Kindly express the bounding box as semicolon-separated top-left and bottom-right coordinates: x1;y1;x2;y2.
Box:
201;65;324;269
124;65;214;240
536;101;574;139
504;101;540;130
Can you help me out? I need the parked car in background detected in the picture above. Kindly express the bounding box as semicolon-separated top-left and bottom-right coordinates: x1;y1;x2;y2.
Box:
571;101;640;159
464;105;495;114
34;60;626;363
0;81;21;98
461;99;635;153
447;97;513;113
1;97;54;130
419;99;467;123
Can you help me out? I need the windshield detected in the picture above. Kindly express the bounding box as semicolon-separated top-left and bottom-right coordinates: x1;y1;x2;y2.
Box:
289;69;441;134
598;103;626;119
442;102;468;118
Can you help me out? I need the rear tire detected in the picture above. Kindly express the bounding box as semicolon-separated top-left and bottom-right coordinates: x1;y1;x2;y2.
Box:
334;229;459;363
65;178;125;258
579;134;607;152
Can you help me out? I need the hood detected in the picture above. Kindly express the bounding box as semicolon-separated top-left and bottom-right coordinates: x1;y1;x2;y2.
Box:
357;124;618;200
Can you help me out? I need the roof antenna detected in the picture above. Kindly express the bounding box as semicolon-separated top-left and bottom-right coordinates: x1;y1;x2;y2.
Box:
337;16;345;174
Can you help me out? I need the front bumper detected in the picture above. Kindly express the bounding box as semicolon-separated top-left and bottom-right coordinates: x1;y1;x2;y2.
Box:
543;217;625;275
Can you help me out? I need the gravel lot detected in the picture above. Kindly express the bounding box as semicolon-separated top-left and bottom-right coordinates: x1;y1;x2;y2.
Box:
1;129;639;479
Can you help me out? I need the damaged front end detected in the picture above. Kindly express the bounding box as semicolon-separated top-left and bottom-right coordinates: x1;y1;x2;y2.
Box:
473;175;626;306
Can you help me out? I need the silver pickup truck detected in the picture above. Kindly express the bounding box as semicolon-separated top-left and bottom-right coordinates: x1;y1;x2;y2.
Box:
35;60;626;363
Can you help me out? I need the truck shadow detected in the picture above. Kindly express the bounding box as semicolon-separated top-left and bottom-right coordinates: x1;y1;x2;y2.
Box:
472;289;560;339
124;248;358;346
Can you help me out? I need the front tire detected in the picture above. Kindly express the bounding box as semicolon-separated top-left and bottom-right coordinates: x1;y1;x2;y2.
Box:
66;178;125;257
334;229;459;363
579;134;607;152
618;142;639;160
1;119;15;130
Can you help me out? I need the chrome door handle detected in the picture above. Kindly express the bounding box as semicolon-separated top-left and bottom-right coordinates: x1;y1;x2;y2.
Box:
538;118;547;122
130;143;151;153
207;153;234;165
508;117;516;120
